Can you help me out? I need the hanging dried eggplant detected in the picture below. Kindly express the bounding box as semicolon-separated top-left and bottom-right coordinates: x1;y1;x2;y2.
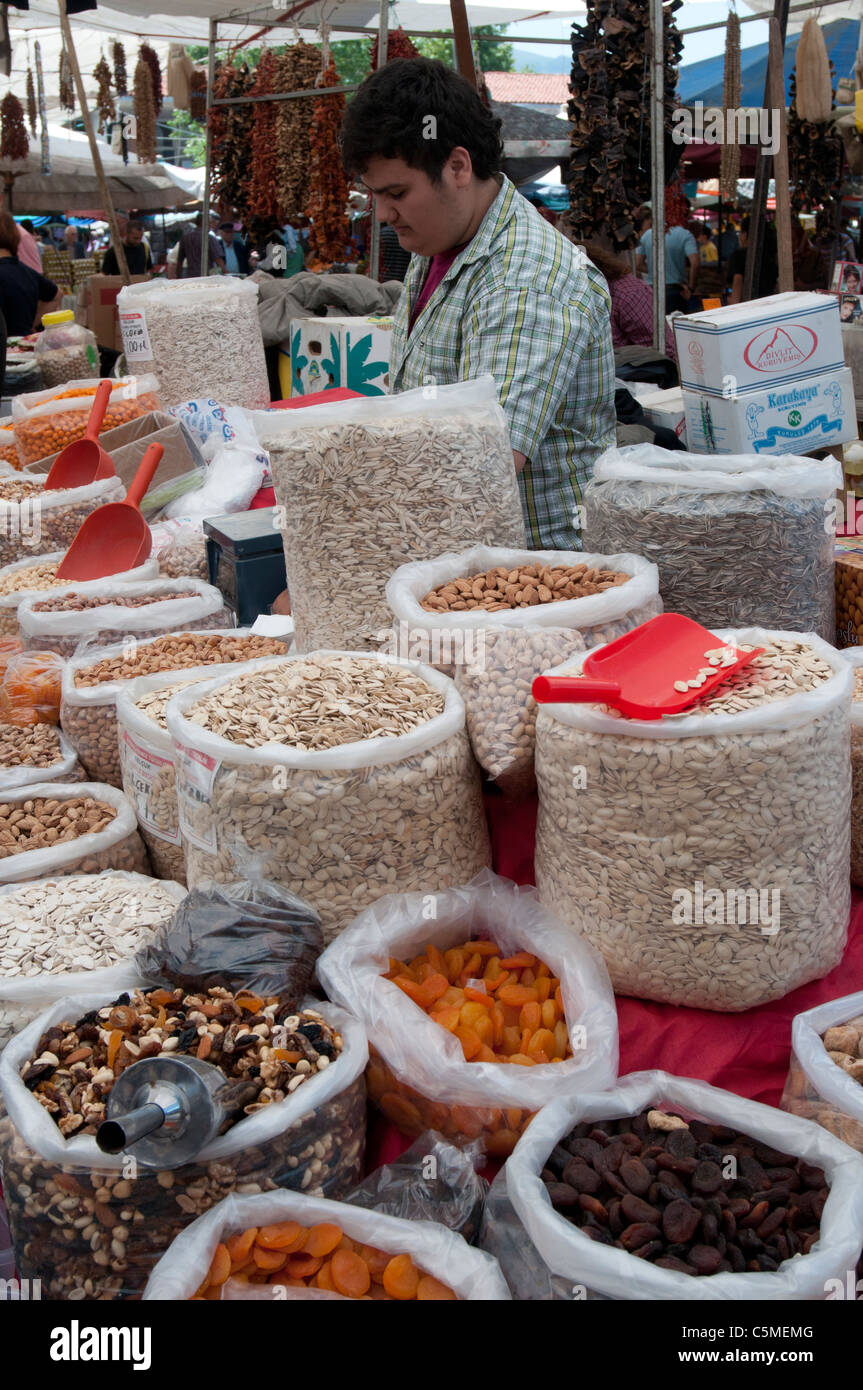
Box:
59;47;75;113
788;65;842;212
140;44;163;117
25;66;37;137
93;56;115;134
190;69;207;122
0;93;28;162
720;13;741;203
246;50;282;240
113;40;128;97
274;41;322;221
306;57;350;265
133;53;157;163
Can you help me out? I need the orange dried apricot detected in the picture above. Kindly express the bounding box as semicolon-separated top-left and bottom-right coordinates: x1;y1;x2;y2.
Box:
304;1223;343;1258
252;1245;288;1271
225;1227;257;1266
331;1248;371;1298
417;1274;458;1300
382;1253;420;1300
283;1251;322;1278
256;1220;306;1252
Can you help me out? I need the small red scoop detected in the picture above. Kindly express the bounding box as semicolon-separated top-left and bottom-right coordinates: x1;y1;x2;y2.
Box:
56;442;163;582
44;380;116;490
532;614;764;720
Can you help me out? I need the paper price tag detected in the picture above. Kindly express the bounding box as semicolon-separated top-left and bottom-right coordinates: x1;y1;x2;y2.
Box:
121;730;180;845
118;308;154;363
173;741;220;853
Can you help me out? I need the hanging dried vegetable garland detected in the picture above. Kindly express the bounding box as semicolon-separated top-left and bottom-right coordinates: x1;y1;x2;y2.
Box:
788;63;842;213
140;44;163;117
133;52;157;163
59;47;75;113
209;61;256;222
0;93;28;162
93;56;115;133
566;0;682;251
274;41;322;220
719;12;741;204
25;66;37;136
112;40;128;96
246;50;282;240
306;57;350;265
190;69;207;121
370;25;420;68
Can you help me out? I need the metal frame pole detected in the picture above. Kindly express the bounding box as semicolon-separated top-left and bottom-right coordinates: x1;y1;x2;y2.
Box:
650;0;665;350
368;0;388;283
200;17;217;278
743;0;789;300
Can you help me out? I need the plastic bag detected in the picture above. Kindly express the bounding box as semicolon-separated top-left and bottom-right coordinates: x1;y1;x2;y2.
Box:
346;1131;487;1242
0;872;186;1050
844;647;863;886
0;425;20;470
134;879;323;1004
118;278;269;410
168;397;269;473
149;518;209;581
257;376;526;652
534;627;852;1010
0;722;81;791
61;627;274;788
492;1071;863;1301
163;445;265;521
11;375;161;467
17;576;232;659
165;652;491;946
781;990;863;1153
34;316;99;387
0;991;367;1299
0;551;160;638
0;475;124;567
142;1187;509;1301
0;781;148;884
583;444;842;639
0;650;64;725
318;870;618;1155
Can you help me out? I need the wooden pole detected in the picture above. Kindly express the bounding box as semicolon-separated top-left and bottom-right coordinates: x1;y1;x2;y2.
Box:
768;16;793;292
649;0;665;350
57;0;130;283
450;0;478;90
200;17;217;278
743;0;788;300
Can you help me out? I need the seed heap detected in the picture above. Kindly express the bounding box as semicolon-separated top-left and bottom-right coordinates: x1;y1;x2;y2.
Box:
186;656;445;750
0;562;66;599
542;1109;829;1275
0;477;43;503
420;563;630;613
0;721;64;769
851;668;863;887
33;590;190;613
135;679;197;729
535;637;850;1009
23;987;343;1137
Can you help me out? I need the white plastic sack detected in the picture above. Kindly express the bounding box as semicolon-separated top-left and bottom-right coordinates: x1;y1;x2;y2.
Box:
142;1188;511;1301
164;446;265;520
18;576;232;658
165;651;491;944
583;444;841;638
318;870;618;1152
149;517;209;581
0;781;148;884
118;278;269;410
0;725;81;793
168;398;269;473
0;476;124;568
781;990;863;1154
500;1071;863;1300
534;628;852;1010
0;551;159;638
256;375;526;652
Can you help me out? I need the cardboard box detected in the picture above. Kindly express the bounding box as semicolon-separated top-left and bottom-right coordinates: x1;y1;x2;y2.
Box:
83;274;149;352
637;386;687;443
284;315;393;398
673;292;845;398
682;368;857;456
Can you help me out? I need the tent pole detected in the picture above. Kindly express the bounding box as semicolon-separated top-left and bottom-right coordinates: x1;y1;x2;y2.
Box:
450;0;477;89
743;0;789;300
201;17;216;278
58;0;130;284
649;0;665;351
768;16;793;292
368;0;388;283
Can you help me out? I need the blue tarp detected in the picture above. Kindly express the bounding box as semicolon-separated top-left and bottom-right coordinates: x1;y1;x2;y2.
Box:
677;18;858;107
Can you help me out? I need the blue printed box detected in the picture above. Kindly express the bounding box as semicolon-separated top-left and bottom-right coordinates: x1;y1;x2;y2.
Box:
682;369;856;456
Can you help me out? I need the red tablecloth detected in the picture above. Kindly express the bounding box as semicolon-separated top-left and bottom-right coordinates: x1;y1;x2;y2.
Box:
367;792;863;1170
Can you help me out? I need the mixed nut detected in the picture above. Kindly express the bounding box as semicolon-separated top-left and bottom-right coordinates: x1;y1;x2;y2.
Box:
0;795;117;859
0;721;65;770
542;1109;829;1275
24;987;344;1138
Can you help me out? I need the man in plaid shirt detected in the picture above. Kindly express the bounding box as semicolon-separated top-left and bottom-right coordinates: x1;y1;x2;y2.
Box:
341;58;616;550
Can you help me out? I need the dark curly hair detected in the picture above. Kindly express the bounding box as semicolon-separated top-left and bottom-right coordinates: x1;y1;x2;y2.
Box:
340;58;503;183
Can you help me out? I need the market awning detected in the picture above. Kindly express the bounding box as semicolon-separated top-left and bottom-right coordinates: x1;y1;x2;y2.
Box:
0;124;199;212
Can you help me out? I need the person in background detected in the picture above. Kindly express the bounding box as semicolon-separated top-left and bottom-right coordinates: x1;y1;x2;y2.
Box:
16;219;44;274
727;215;778;302
694;224;723;303
713;217;739;263
101;219;153;277
217;222;250;276
63;224;86;260
0;212;59;335
177;213;225;278
582;241;675;356
789;216;822;292
636;213;699;313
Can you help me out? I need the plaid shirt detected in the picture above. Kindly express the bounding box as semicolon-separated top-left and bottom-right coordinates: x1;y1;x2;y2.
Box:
389;176;616;550
610;274;676;357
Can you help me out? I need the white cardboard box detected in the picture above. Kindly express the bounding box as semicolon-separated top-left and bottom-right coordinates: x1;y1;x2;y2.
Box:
673;292;845;397
682;368;857;455
286;315;393;397
637;386;687;443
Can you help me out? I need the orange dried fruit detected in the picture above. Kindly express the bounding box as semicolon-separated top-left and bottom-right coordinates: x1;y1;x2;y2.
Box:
331;1248;371;1298
416;1274;457;1300
382;1253;420;1300
304;1223;342;1258
225;1227;258;1266
252;1244;288;1271
256;1220;306;1252
283;1251;322;1278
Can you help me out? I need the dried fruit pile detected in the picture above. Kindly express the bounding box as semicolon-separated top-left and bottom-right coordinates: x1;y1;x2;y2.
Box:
193;1221;456;1299
306;58;350;265
421;562;629;613
273;42;322;222
0;720;64;769
0;794;117;859
246;50;282;236
543;1109;829;1274
0;93;29;162
209;62;255;223
386;941;572;1065
23;988;343;1138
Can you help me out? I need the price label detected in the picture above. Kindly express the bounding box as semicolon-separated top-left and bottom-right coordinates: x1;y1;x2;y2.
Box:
118;308;154;363
173;741;220;852
121;730;180;844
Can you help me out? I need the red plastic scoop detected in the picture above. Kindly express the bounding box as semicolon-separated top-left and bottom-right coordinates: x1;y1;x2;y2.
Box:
56;442;164;582
44;380;116;490
532;614;764;720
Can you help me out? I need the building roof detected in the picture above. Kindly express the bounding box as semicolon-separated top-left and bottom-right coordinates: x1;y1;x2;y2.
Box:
484;72;571;106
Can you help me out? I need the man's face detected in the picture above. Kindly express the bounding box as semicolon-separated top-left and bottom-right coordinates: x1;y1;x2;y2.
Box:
64;228;77;245
221;228;234;244
126;225;143;247
359;152;474;258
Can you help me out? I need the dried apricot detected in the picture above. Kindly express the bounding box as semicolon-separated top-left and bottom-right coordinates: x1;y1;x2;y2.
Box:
416;1274;457;1300
498;952;536;969
430;1005;461;1032
256;1220;306;1252
206;1243;231;1287
454;1025;482;1060
383;1253;420;1300
331;1248;371;1298
304;1223;342;1258
225;1227;258;1266
252;1244;287;1271
283;1251;323;1278
498;983;539;1007
315;1260;337;1291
